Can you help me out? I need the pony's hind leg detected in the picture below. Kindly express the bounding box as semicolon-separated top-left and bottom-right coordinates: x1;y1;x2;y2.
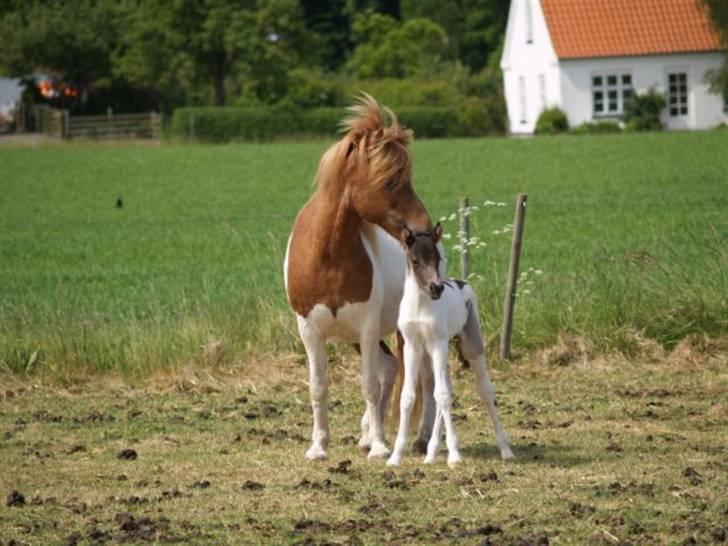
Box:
357;341;398;452
377;341;398;429
298;317;330;460
387;340;422;466
360;335;390;459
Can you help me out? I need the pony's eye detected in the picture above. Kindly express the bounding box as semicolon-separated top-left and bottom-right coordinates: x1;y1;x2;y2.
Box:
411;259;419;266
384;179;397;191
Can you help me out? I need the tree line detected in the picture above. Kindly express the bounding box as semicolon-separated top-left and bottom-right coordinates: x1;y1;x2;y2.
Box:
1;0;725;117
0;0;509;114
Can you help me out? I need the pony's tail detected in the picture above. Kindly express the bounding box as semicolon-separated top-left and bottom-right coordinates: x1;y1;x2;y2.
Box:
388;330;405;428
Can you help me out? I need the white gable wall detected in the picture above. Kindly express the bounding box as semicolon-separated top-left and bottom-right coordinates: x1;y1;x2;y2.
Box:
560;52;728;130
501;0;560;134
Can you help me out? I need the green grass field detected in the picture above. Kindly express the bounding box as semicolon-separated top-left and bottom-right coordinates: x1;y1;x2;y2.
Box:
1;131;727;378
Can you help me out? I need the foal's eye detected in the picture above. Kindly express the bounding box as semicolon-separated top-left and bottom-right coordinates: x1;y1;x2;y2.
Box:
384;179;397;191
411;259;419;266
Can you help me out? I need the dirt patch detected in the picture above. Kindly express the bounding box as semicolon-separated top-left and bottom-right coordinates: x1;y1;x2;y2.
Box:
116;448;138;460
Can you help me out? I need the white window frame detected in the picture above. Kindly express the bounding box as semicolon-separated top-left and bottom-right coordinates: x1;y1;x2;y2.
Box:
591;72;633;117
667;71;689;117
525;0;533;44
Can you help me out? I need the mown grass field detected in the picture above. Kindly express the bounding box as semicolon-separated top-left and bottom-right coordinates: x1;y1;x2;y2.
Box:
1;130;727;379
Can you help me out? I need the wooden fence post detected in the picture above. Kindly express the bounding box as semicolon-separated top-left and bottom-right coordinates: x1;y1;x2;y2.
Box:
499;193;528;361
459;196;469;280
62;110;70;139
189;112;196;140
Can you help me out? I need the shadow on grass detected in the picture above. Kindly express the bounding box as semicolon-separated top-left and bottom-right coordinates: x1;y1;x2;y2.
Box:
462;441;590;466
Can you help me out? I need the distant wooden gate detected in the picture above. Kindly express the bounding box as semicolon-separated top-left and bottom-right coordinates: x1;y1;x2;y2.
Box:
67;111;161;139
30;106;161;139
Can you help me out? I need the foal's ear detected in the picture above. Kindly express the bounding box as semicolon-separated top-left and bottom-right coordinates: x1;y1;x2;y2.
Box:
433;222;443;243
401;227;416;248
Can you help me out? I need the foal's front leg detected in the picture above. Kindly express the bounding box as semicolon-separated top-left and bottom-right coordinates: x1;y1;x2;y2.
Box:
387;340;423;466
298;317;329;460
424;340;461;466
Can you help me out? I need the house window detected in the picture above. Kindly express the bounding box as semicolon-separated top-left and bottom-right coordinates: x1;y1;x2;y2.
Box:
668;72;688;116
518;76;527;124
525;0;533;44
592;73;632;116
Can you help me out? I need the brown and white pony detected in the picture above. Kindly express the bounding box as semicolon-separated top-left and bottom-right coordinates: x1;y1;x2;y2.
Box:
284;94;434;460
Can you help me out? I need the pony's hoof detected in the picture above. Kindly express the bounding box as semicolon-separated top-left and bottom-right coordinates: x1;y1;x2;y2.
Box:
367;441;391;460
412;437;429;454
305;445;328;461
357;436;371;453
423;455;436;464
500;447;515;461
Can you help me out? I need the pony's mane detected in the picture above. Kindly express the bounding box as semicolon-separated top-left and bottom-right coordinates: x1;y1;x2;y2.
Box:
314;93;413;192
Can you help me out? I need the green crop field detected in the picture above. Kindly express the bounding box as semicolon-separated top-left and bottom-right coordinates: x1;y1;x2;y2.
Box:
1;131;726;379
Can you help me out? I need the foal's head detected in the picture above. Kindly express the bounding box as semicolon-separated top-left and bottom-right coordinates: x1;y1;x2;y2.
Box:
314;94;432;237
402;223;445;300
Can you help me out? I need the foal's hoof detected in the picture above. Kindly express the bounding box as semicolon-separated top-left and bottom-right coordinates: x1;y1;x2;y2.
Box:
447;453;463;467
367;441;391;460
304;445;328;461
386;455;402;467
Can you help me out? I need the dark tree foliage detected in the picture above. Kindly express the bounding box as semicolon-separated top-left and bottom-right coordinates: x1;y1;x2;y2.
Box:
349;0;401;20
300;0;353;70
401;0;509;72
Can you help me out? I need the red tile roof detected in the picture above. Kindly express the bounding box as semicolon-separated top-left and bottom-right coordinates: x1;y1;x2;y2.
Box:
540;0;723;59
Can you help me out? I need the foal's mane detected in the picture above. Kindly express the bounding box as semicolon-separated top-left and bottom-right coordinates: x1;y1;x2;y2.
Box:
314;93;413;192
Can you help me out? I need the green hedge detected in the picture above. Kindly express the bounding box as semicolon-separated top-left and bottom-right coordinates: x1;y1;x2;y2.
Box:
535;107;569;135
171;103;504;142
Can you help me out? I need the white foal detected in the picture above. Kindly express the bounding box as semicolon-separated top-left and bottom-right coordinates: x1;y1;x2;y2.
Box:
387;224;514;466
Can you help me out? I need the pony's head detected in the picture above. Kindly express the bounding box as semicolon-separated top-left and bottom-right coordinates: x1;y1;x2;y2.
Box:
401;223;445;300
314;93;431;237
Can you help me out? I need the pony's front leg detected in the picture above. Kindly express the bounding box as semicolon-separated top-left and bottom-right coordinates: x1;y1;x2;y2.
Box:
387;340;422;466
360;336;390;459
297;317;329;460
425;341;461;466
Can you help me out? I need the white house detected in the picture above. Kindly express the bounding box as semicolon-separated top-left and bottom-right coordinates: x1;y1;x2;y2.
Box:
500;0;728;133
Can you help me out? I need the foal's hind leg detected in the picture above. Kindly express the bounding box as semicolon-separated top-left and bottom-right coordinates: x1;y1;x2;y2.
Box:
459;304;514;461
298;317;330;460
